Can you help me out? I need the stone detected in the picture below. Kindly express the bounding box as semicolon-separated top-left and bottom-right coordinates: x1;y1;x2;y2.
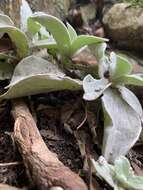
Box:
27;0;75;20
103;3;143;51
0;0;75;26
80;3;96;25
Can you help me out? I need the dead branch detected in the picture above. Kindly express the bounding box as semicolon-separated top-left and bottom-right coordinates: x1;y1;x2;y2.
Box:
11;99;88;190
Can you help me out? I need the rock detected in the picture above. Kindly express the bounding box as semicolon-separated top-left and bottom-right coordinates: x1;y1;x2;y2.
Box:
80;3;96;25
27;0;75;20
103;3;143;51
0;0;75;26
94;27;105;38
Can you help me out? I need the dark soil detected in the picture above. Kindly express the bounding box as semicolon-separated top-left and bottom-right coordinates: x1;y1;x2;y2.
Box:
0;101;28;187
0;91;86;189
0;91;143;190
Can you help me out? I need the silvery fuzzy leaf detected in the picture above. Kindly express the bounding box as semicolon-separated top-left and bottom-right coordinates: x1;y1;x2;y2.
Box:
115;156;143;190
109;53;132;81
102;88;142;163
109;52;117;77
31;38;57;49
98;56;110;78
20;0;33;32
90;42;107;61
21;1;49;39
121;74;143;86
91;156;115;188
83;74;110;101
0;14;14;39
89;43;109;78
29;12;71;55
0;14;14;26
119;86;143;117
0;56;82;99
114;185;124;190
0;14;29;58
70;35;107;56
66;22;77;43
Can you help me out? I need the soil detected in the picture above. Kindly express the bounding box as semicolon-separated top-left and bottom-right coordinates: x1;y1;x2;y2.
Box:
0;92;86;189
0;1;143;189
0;91;143;189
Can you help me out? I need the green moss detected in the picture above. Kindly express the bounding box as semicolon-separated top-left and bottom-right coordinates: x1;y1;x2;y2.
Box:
122;0;143;7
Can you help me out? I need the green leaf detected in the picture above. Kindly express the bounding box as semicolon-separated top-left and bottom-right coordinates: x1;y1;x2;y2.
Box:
93;42;107;61
109;53;132;80
27;18;41;36
30;12;71;54
31;38;57;49
22;2;49;40
66;22;77;43
27;18;50;40
70;35;108;55
91;157;115;188
0;61;14;80
121;74;143;86
83;74;110;101
0;56;82;99
90;42;109;78
115;156;133;178
119;86;143;117
115;156;143;190
0;14;29;58
102;88;142;163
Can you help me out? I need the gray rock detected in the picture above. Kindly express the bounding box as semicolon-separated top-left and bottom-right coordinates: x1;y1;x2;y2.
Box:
103;3;143;51
27;0;75;20
0;0;75;26
80;3;96;25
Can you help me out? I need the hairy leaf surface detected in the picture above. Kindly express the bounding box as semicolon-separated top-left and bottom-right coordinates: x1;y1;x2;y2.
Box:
31;38;57;49
0;14;29;58
83;74;110;101
119;86;143;117
0;56;82;99
70;35;108;55
66;22;77;43
30;13;71;54
109;53;132;80
115;156;143;189
102;88;142;163
121;74;143;86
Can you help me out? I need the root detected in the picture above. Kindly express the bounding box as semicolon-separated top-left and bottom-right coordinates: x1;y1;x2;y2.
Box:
0;184;27;190
11;99;88;190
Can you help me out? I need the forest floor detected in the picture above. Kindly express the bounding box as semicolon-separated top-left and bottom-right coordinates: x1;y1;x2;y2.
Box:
0;1;143;190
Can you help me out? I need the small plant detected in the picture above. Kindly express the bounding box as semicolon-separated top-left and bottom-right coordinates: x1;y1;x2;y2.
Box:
28;12;108;64
91;156;143;190
0;8;107;99
0;4;143;190
83;43;143;163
